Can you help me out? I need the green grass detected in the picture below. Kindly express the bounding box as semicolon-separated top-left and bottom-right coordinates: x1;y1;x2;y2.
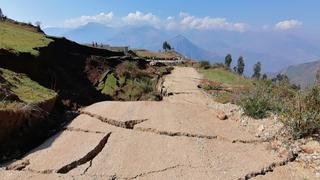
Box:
99;73;118;96
200;68;252;87
0;68;57;104
0;21;52;55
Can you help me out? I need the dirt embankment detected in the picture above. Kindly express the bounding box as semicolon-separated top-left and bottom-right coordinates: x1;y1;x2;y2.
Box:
0;37;125;107
0;36;169;162
0;37;126;162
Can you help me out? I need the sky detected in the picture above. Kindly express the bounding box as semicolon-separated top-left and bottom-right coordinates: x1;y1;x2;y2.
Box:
0;0;320;33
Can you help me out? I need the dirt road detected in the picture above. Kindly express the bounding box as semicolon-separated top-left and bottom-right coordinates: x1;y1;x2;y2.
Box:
0;67;315;179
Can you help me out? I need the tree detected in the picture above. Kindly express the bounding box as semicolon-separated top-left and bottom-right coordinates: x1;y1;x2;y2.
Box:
272;74;289;84
236;56;245;75
35;21;41;27
233;66;237;72
262;74;268;80
252;61;261;79
224;54;232;69
35;21;42;32
162;41;172;51
0;8;3;18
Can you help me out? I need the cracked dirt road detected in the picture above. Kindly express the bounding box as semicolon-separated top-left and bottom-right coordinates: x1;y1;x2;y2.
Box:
0;67;316;179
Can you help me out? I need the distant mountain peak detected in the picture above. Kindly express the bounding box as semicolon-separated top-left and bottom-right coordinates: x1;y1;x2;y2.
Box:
168;35;220;61
173;34;188;41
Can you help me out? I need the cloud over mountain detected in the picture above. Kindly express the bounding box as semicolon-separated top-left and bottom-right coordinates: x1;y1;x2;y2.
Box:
122;11;160;26
62;11;249;32
275;19;302;30
64;12;114;28
179;13;248;32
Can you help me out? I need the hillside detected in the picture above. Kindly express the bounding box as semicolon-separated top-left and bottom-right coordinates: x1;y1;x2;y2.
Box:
0;20;52;55
280;60;320;88
0;18;171;161
0;68;57;108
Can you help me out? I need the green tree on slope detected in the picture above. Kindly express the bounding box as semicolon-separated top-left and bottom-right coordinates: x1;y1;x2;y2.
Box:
225;54;232;69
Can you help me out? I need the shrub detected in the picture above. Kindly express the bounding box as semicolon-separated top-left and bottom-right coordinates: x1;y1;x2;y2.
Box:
116;61;143;78
280;86;320;139
199;61;211;69
238;81;272;119
240;94;271;119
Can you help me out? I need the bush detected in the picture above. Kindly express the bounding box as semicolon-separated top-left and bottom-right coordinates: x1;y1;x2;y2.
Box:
240;94;271;119
238;81;272;119
280;86;320;139
199;61;210;69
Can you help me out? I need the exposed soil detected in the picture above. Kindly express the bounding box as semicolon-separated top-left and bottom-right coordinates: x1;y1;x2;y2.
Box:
0;36;171;163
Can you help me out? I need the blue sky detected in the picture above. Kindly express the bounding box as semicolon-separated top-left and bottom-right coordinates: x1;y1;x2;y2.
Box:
0;0;319;32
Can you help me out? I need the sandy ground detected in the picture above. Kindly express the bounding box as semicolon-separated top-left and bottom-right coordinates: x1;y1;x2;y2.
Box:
0;67;316;179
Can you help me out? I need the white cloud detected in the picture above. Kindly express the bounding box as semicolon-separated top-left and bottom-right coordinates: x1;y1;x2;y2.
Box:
62;11;250;32
275;20;302;30
179;14;249;32
64;12;114;28
122;11;160;26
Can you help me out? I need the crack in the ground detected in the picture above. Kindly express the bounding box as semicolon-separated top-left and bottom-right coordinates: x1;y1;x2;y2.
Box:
81;111;273;144
239;151;298;180
134;127;218;140
123;165;182;179
167;91;195;96
81;111;148;129
81;160;92;175
121;164;205;180
63;127;106;134
5;159;30;171
56;132;111;174
232;137;274;144
25;168;54;174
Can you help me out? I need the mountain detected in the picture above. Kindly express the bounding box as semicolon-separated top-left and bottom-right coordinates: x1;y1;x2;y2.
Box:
44;22;320;74
108;25;170;50
168;35;221;61
64;22;117;43
280;60;320;88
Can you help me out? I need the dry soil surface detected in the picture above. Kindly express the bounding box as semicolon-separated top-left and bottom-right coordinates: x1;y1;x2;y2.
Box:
0;67;316;179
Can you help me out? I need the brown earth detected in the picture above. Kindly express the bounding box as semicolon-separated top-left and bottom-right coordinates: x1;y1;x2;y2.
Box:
0;67;316;179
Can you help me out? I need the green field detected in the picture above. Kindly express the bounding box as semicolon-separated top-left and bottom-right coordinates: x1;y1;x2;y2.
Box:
0;68;57;108
200;68;252;87
0;21;52;55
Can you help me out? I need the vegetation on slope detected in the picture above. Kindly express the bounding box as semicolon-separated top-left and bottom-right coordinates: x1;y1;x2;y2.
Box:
191;57;320;139
132;49;184;60
0;68;57;109
95;61;171;101
0;20;52;55
198;65;252;103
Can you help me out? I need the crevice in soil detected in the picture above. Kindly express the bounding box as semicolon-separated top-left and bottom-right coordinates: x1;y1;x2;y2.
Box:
166;91;196;97
124;165;182;179
232;137;274;144
81;160;93;175
56;132;111;174
5;159;30;171
63;127;106;134
81;111;148;129
239;151;298;180
122;164;204;180
134;127;217;140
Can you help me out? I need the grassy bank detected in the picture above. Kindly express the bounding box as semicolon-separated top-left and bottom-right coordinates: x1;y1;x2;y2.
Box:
0;21;52;55
0;68;57;109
